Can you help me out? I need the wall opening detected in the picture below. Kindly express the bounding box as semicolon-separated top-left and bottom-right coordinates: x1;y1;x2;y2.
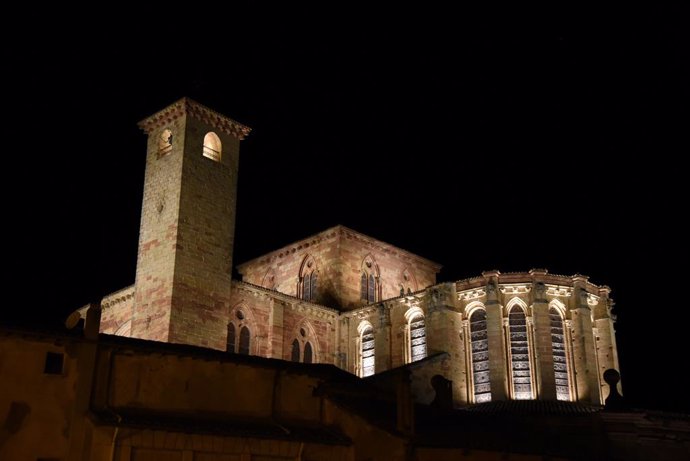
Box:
509;306;533;399
550;307;571;401
470;309;491;403
203;131;222;162
158;129;172;157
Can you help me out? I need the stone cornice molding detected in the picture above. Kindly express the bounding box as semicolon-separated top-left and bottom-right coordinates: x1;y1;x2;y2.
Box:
100;285;136;310
231;281;338;320
237;225;442;273
138;98;252;140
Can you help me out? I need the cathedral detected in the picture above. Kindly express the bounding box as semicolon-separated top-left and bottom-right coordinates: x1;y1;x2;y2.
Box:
96;98;618;406
3;99;687;461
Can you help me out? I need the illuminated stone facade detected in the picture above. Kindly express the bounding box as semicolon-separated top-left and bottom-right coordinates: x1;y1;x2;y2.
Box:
96;99;619;407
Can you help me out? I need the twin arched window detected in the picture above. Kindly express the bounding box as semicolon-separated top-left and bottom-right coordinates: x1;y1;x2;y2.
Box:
360;273;377;303
227;308;251;354
156;129;222;162
299;256;318;302
291;325;316;363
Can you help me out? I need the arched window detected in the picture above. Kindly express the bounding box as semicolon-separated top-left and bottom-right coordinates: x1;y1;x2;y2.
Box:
291;322;318;363
310;273;317;299
299;256;317;302
158;129;172;157
303;273;311;301
239;326;251;355
360;256;379;304
227;307;253;355
400;269;417;296
203;132;222;162
291;339;300;362
360;273;367;300
470;309;491;403
406;310;426;363
550;307;571;401
359;324;375;377
509;305;533;400
227;323;236;353
304;342;313;364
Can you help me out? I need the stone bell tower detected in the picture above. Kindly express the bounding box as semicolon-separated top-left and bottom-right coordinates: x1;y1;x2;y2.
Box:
131;98;251;349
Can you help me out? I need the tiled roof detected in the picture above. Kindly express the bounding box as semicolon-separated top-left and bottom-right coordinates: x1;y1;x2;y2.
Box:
461;399;602;416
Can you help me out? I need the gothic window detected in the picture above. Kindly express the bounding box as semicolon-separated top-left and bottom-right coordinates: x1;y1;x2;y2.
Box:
203;131;222;162
299;256;317;302
368;274;375;302
360;273;368;300
239;326;251;355
550;307;571;401
359;324;375;377
158;129;172;157
291;339;300;362
227;308;252;355
360;256;379;304
509;305;533;400
304;342;313;364
227;323;236;353
400;269;417;295
470;309;491;403
408;312;426;363
303;273;311;301
291;322;318;363
310;273;317;299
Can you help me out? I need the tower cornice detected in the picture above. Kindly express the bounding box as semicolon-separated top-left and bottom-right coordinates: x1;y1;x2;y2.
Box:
138;97;252;140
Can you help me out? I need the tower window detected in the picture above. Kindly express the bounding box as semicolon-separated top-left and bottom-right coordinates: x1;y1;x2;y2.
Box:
470;309;491;403
44;352;64;375
509;306;533;400
203;132;222;162
550;307;571;401
158;129;173;157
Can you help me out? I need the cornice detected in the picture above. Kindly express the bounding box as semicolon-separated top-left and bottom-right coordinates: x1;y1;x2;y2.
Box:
138;98;252;140
231;281;338;321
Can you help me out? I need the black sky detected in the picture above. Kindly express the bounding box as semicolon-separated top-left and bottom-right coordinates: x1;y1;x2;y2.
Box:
8;6;688;412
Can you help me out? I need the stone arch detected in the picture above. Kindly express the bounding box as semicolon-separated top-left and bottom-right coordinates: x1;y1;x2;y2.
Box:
400;268;418;296
261;269;276;290
360;254;381;303
357;320;376;377
505;296;529;317
113;319;132;337
298;254;319;301
404;306;426;363
203;131;222;161
227;303;258;354
465;301;487;320
548;298;567;319
290;318;320;363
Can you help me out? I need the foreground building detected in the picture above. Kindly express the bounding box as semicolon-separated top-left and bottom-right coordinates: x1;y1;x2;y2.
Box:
2;99;687;460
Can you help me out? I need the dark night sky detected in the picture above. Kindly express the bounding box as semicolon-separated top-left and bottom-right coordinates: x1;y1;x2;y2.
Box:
7;6;688;412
